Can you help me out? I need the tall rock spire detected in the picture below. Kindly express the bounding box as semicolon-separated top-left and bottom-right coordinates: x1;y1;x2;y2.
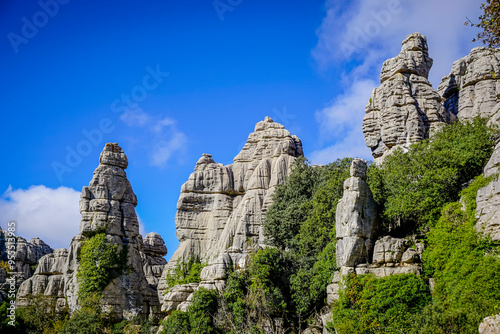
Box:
362;33;454;164
158;117;303;309
17;143;167;321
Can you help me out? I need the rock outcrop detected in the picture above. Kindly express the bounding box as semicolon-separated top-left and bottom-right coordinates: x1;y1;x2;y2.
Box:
328;159;423;304
17;143;167;321
335;159;377;267
159;117;303;312
476;142;500;241
479;314;500;334
141;233;168;286
438;47;500;123
0;228;53;283
362;33;454;164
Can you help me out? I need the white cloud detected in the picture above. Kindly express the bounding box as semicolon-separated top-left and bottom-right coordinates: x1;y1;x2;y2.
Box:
310;79;374;164
310;0;482;164
151;130;188;167
0;185;80;249
120;108;151;127
119;110;187;167
316;79;376;137
313;0;482;87
309;127;372;165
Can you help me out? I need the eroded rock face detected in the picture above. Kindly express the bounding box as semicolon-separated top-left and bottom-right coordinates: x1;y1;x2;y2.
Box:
363;33;453;164
64;143;161;320
159;117;303;310
167;117;302;267
438;47;500;123
0;229;53;284
141;233;168;287
16;249;67;309
335;159;377;267
476;142;500;241
16;143;168;321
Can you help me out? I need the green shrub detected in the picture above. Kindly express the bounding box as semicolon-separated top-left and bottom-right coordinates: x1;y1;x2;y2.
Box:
329;274;431;334
368;117;498;232
419;176;500;333
264;156;322;250
161;288;219;334
165;256;206;293
77;233;128;302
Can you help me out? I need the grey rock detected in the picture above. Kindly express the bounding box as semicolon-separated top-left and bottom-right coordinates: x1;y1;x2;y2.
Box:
438;47;500;123
335;159;377;267
363;33;454;164
159;117;302;307
17;143;167;321
0;228;53;285
372;236;407;265
161;283;198;314
479;314;500;334
476;143;500;240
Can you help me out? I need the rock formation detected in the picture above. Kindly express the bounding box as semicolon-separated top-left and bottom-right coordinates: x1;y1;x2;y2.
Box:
438;47;500;123
328;159;423;304
479;314;500;334
158;116;303;312
335;159;377;267
362;33;454;164
476;142;500;241
17;143;167;321
0;228;53;283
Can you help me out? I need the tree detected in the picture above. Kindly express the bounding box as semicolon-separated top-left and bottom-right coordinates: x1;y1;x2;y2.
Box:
466;0;500;47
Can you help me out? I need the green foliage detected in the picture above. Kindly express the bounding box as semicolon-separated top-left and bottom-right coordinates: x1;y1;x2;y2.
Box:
264;156;322;250
15;295;69;334
77;233;128;302
419;176;500;333
290;241;337;318
0;300;27;333
297;158;352;259
465;0;500;47
368;118;498;232
0;261;12;273
161;288;219;334
329;274;431;334
165;256;206;293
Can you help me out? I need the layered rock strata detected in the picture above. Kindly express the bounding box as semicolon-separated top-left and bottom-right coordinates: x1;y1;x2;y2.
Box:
17;143;167;321
476;142;500;241
335;159;377;267
328;159;423;304
362;33;454;164
0;228;53;284
159;117;303;312
438;47;500;123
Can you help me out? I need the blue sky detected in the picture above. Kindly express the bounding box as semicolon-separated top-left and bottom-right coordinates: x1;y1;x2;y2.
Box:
0;0;482;256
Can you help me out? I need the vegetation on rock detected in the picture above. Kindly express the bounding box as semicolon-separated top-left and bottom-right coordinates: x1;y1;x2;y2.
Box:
77;233;128;303
164;256;206;293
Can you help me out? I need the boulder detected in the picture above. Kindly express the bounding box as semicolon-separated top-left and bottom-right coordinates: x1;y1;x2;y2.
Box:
479;314;500;334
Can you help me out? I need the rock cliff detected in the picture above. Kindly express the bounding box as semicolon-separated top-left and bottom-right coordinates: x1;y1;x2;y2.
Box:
158;116;303;311
362;33;454;164
17;143;168;321
438;47;500;122
0;228;53;284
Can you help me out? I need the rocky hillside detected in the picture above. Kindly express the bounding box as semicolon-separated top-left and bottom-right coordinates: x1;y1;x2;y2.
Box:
16;143;168;321
4;32;500;334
